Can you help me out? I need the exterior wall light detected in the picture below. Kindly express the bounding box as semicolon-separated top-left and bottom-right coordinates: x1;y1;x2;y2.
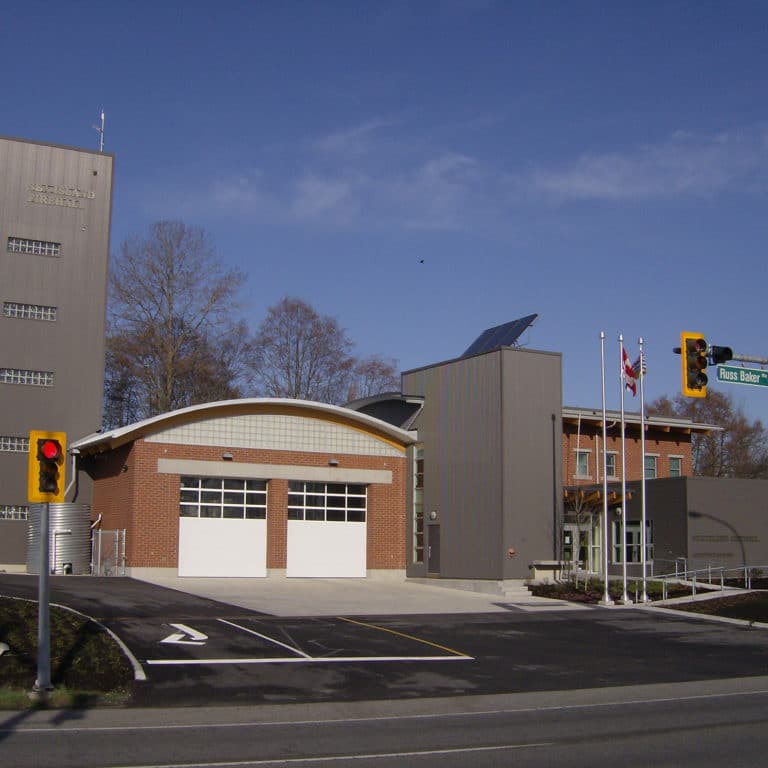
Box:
222;452;233;461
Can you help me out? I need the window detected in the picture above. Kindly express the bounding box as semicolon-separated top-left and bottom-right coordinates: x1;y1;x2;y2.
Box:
644;455;658;479
3;302;57;321
0;436;29;453
0;505;29;521
7;237;61;257
0;368;54;386
288;481;367;522
575;450;590;478
613;520;654;563
605;452;618;479
413;447;424;563
669;456;682;478
179;477;267;519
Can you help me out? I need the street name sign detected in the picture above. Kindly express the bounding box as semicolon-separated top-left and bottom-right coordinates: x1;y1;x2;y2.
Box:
717;365;768;388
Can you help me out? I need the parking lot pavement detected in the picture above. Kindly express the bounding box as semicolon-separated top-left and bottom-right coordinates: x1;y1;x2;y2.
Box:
128;572;581;616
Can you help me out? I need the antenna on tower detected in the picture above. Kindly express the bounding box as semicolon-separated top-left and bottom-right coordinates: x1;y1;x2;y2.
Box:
93;109;105;152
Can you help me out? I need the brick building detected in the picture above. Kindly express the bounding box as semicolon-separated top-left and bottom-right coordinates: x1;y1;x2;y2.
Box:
72;399;414;578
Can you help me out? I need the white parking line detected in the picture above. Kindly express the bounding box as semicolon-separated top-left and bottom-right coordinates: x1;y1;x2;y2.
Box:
145;616;475;666
145;655;473;665
217;618;312;657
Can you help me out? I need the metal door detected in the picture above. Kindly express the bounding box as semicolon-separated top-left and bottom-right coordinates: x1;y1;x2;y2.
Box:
427;524;440;575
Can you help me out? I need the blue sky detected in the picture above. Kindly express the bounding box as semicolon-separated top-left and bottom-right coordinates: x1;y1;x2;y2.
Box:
4;1;768;422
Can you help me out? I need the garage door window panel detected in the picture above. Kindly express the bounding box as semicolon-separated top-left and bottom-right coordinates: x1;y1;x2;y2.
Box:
287;480;368;523
180;476;267;520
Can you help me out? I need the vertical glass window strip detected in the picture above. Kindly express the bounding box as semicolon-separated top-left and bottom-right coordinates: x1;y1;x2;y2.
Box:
0;436;30;452
3;302;57;321
0;369;54;386
179;476;267;519
7;237;61;257
287;481;367;522
0;505;29;520
413;447;424;563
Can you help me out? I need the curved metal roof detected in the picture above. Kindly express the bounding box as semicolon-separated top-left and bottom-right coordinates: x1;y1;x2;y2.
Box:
71;398;418;454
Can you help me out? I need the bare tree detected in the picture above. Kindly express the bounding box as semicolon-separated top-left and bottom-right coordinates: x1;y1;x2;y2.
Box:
105;221;247;423
249;297;355;403
347;355;400;401
648;391;768;478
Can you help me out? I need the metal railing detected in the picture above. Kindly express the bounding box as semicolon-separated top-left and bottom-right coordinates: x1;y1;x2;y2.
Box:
654;564;768;600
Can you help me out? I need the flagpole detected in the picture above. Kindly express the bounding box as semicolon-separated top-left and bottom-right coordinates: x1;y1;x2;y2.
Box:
638;336;649;602
599;332;613;606
619;334;629;604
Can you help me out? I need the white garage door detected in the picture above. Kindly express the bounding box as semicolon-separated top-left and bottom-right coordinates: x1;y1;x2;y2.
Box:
286;481;367;577
178;476;268;577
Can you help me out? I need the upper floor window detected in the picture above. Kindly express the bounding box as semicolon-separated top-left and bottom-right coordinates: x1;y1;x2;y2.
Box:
0;368;54;387
575;449;590;478
7;237;61;257
0;435;30;452
605;451;618;479
3;302;57;321
644;454;658;479
669;456;683;478
0;505;29;521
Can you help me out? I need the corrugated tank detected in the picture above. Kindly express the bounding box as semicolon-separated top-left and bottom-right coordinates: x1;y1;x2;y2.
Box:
26;503;92;575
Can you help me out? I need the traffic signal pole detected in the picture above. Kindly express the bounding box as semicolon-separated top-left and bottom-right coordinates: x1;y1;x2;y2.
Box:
34;501;52;695
27;430;66;698
729;352;768;365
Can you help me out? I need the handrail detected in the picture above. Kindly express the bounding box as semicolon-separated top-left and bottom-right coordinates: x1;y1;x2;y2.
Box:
654;564;768;599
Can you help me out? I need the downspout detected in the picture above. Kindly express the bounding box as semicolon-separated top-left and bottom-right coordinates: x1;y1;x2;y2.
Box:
64;448;80;501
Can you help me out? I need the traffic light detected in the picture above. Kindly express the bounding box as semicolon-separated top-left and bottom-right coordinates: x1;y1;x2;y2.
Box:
680;332;708;398
710;345;733;365
27;430;66;503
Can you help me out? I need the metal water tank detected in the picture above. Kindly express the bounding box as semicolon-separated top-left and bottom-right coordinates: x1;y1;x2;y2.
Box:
26;503;92;575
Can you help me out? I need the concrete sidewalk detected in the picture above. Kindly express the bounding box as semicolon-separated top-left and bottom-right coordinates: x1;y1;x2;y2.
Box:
130;572;588;616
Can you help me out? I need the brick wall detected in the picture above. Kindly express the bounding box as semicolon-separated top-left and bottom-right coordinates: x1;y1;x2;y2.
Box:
562;422;692;486
86;439;406;570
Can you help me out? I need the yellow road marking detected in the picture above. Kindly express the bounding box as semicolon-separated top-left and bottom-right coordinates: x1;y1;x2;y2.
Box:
337;616;472;658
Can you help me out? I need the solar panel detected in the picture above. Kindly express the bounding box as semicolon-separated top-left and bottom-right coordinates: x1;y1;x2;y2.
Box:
462;313;538;357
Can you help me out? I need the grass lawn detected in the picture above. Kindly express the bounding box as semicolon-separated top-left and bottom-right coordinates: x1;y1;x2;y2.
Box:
0;596;133;709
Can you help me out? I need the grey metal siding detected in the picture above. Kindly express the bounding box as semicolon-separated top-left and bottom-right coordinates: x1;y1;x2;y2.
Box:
626;477;688;575
402;347;563;580
501;348;562;578
0;137;113;516
686;477;768;570
403;353;504;579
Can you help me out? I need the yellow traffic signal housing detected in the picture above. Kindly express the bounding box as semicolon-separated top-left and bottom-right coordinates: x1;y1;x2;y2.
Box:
27;430;66;503
681;332;708;398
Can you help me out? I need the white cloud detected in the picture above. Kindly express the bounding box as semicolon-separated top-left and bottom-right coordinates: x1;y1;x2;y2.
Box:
530;126;768;202
314;118;396;157
204;123;768;230
291;173;362;224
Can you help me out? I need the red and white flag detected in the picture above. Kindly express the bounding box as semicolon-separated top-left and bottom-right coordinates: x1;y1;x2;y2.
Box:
622;347;638;396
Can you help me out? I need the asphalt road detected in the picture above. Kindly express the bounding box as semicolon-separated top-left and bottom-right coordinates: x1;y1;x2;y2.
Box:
2;574;768;709
3;679;768;767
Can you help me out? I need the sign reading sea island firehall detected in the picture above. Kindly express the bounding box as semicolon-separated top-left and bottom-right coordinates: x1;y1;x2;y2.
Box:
717;365;768;388
27;183;95;210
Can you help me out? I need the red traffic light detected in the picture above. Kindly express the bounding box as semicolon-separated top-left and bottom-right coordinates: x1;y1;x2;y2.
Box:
40;439;61;460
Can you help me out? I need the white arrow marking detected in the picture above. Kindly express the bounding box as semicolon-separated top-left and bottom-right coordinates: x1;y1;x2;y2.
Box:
160;623;208;646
